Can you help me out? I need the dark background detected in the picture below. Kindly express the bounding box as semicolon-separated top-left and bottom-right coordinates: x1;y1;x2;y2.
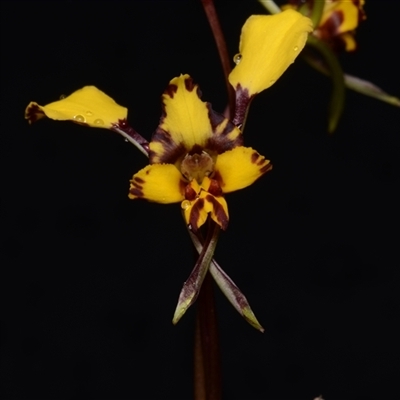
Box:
1;1;399;399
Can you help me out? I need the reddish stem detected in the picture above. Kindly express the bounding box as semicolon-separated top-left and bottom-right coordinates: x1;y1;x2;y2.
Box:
194;272;222;400
201;0;235;118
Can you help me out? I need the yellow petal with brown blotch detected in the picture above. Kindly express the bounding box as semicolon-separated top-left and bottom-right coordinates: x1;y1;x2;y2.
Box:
215;146;272;193
25;86;127;128
128;164;185;203
228;10;313;96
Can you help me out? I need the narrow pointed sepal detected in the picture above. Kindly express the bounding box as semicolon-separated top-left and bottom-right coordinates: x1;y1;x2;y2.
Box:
344;74;400;107
209;262;264;332
172;222;220;325
188;228;264;332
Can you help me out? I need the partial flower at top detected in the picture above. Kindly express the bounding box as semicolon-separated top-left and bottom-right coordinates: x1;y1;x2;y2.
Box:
228;9;313;96
284;0;366;52
128;74;272;232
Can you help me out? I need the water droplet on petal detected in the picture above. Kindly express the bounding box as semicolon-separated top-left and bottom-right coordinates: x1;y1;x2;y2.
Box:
86;111;93;116
233;53;242;65
269;80;276;85
93;118;104;125
124;139;129;142
294;46;299;51
74;114;85;122
181;200;191;210
59;94;66;99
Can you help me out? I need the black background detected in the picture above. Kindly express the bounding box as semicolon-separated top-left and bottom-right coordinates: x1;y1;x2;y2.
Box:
1;1;399;399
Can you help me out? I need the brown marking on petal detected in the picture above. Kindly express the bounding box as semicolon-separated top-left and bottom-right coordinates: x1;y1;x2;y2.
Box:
185;184;197;201
164;83;178;99
353;0;366;22
260;162;273;174
188;144;204;156
206;105;243;154
205;195;229;231
25;103;45;124
184;76;196;92
133;176;145;184
319;10;344;38
251;152;260;164
212;170;223;187
189;198;205;232
207;179;222;197
257;157;266;166
232;84;252;126
149;126;186;164
129;187;143;198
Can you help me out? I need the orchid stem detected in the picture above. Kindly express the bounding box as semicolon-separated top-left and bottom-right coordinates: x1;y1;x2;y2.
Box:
258;0;281;14
194;225;221;400
201;0;235;118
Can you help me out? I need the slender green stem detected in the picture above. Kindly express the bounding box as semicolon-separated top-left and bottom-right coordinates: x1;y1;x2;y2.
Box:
306;35;345;133
201;0;235;118
258;0;281;14
309;0;325;28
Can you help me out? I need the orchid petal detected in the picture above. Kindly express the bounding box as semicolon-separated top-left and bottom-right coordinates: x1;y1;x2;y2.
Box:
25;86;127;129
150;75;242;164
215;146;272;193
228;10;313;96
128;164;185;203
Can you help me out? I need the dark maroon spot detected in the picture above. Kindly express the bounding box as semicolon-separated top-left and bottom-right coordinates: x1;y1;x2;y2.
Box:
134;176;145;184
232;84;252;126
129;188;143;197
205;195;228;231
184;77;195;92
188;144;204;156
185;185;197;201
146;170;150;175
207;179;222;197
25;104;45;124
260;162;273;174
251;152;260;164
189;199;205;232
165;84;178;98
213;170;223;187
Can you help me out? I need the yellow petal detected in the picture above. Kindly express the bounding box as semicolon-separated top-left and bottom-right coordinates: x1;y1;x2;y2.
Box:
150;74;242;164
228;10;313;96
183;190;229;231
128;164;185;203
25;86;127;129
341;32;357;52
214;146;272;193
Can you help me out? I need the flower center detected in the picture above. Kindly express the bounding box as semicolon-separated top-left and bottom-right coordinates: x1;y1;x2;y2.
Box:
180;151;214;184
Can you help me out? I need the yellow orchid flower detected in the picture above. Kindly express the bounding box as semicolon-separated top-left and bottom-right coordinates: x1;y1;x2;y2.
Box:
25;9;314;331
128;74;272;232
